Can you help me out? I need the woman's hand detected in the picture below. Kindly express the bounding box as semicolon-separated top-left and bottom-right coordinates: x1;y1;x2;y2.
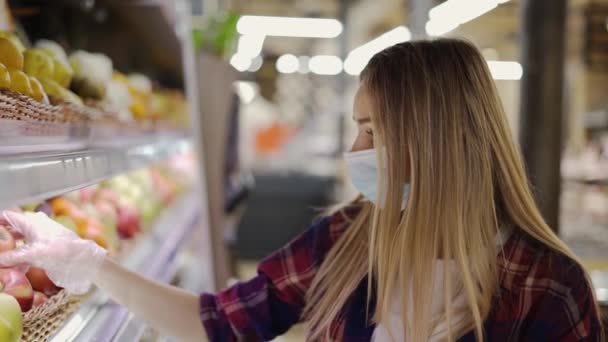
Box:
0;210;107;294
0;210;207;341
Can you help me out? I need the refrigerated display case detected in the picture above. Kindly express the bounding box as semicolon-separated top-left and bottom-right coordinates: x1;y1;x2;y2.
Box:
561;108;608;308
0;0;222;340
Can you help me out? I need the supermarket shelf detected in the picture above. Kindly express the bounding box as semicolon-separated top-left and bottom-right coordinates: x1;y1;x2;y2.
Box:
50;190;201;342
0;137;191;209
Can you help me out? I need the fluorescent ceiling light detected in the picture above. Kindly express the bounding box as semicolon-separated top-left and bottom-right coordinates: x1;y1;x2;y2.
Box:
309;55;343;75
237;16;343;38
344;26;411;76
248;56;263;72
231;34;265;72
426;0;511;36
230;53;252;72
234;81;258;104
237;34;265;59
276;54;299;74
487;60;522;80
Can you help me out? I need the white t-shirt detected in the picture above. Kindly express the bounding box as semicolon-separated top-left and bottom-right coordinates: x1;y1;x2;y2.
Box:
372;228;511;342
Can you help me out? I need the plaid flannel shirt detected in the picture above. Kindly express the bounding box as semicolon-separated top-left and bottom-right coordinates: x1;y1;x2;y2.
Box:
199;211;603;341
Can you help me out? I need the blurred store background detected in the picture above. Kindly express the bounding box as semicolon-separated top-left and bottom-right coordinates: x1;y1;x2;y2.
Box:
0;0;607;340
200;0;608;338
214;0;607;268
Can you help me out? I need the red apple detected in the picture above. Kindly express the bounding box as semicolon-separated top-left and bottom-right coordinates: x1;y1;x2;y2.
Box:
116;205;141;239
0;226;16;253
94;200;118;226
78;186;97;202
95;188;120;206
0;268;33;312
151;170;176;204
5;229;22;242
25;267;60;297
32;291;48;307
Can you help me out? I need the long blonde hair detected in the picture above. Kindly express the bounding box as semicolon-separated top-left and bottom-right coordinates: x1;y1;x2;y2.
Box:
304;39;598;341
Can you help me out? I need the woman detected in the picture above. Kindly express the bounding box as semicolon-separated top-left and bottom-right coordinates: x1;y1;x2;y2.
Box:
0;39;602;341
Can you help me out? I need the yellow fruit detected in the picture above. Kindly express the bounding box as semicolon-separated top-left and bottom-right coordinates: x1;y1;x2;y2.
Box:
35;40;68;62
39;77;61;95
0;32;25;53
130;96;147;119
8;70;33;96
112;72;127;82
58;87;83;105
39;50;73;87
0;63;11;88
0;37;24;70
40;78;82;105
23;49;55;80
52;59;73;87
28;77;48;102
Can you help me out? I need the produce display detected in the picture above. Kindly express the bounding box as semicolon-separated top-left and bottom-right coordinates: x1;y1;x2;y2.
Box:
0;164;184;341
0;30;189;129
0;3;201;341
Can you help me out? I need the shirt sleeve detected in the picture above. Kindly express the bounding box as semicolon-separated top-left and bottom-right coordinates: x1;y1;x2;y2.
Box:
199;214;343;341
521;260;603;342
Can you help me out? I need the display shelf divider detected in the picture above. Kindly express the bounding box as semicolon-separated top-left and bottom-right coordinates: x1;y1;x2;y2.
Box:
0;137;191;209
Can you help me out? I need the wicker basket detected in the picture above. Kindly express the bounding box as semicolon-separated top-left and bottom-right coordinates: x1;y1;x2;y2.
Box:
0;88;92;154
21;290;86;342
0;88;174;138
0;89;66;123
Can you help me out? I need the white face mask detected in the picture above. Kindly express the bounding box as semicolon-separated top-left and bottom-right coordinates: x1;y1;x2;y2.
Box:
343;148;410;208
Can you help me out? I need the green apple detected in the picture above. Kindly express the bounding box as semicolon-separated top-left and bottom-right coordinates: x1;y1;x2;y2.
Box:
40;78;82;105
0;293;23;342
35;40;73;87
20;203;40;212
23;49;55;80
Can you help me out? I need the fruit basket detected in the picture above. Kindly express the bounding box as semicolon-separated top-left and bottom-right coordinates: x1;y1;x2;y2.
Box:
22;290;84;342
0;88;90;154
0;85;186;154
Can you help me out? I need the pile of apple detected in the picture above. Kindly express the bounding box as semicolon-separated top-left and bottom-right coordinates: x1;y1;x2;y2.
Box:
0;221;60;341
30;167;181;254
0;225;59;311
0;166;181;341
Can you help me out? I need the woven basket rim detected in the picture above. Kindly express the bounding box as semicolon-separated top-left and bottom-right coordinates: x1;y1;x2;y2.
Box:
23;289;72;326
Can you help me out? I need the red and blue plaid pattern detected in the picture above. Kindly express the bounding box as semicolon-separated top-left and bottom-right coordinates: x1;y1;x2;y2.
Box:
199;211;603;341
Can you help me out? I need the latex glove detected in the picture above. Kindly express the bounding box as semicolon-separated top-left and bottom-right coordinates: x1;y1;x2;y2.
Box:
0;211;107;294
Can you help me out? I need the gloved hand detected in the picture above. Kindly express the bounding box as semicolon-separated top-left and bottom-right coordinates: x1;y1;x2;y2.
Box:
0;211;107;294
